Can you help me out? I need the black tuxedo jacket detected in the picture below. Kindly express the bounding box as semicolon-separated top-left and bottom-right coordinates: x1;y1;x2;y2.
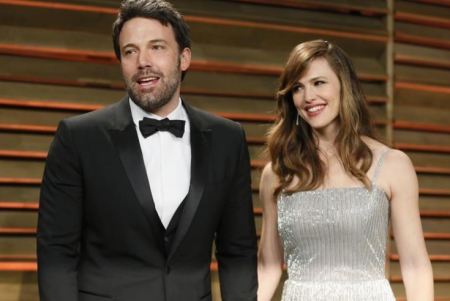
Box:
37;98;257;301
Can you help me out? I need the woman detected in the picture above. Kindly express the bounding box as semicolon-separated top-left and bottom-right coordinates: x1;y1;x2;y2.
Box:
257;40;433;300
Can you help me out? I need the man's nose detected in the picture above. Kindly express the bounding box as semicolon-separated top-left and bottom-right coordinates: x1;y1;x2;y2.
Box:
138;50;152;68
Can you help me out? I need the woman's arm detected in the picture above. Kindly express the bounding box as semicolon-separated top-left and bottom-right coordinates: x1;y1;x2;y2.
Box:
388;150;434;301
257;163;284;301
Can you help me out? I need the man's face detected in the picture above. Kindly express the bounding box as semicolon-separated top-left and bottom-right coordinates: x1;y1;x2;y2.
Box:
119;17;191;116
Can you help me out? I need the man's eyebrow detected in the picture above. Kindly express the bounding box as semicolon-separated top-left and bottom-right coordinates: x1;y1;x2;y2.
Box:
122;43;136;49
122;39;168;49
149;39;168;44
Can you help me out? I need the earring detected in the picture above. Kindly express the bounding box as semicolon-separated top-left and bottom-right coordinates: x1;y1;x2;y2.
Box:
296;114;299;126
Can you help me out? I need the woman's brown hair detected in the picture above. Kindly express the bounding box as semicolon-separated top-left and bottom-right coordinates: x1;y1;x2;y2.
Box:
267;39;374;196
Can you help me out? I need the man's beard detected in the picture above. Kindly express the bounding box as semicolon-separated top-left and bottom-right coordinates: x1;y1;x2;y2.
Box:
126;60;181;113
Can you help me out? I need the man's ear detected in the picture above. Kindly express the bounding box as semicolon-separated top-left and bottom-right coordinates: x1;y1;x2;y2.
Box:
180;47;191;71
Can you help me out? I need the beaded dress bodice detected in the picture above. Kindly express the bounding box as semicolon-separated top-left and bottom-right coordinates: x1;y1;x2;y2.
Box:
277;150;395;300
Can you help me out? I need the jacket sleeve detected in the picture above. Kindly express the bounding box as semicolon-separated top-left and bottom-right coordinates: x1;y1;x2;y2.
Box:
37;120;83;301
216;127;258;301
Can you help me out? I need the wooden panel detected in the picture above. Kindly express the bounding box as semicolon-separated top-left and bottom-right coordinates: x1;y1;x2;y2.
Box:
417;174;450;190
391;282;450;298
395;64;450;86
394;90;450;125
396;0;450;20
0;107;75;126
0;212;37;228
0;55;123;84
175;0;387;34
391;238;450;255
395;130;450;146
0;0;447;299
0;1;388;68
0;24;111;52
0;133;53;152
393;1;450;297
225;0;387;15
186;95;276;114
0;160;44;179
390;261;450;279
0;272;38;301
0;52;386;98
421;219;450;233
0;187;40;202
0;0;388;40
419;196;450;211
407;0;450;8
395;43;450;69
396;21;450;49
0;237;35;256
0;1;115;34
0;81;124;106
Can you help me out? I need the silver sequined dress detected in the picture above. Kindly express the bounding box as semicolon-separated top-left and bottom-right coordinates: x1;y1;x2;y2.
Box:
277;151;395;300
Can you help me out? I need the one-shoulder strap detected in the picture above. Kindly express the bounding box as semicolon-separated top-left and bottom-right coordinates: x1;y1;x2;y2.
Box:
371;148;390;184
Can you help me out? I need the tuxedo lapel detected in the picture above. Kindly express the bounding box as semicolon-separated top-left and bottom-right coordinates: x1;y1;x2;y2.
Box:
108;98;164;250
168;102;210;261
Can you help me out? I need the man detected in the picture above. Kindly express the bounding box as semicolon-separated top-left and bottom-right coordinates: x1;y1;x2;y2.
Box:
37;0;258;300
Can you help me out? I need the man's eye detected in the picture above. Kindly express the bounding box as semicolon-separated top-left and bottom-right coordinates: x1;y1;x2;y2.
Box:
123;49;136;55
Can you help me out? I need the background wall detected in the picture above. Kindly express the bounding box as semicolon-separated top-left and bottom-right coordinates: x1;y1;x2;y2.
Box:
0;0;448;300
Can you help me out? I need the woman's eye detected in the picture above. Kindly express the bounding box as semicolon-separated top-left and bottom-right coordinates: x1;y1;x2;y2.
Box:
292;85;303;92
315;80;325;86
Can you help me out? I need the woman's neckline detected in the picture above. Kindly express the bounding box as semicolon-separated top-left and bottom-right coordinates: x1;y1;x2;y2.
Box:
281;185;388;199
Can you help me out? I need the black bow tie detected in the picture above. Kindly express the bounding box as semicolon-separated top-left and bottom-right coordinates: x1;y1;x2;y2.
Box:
139;117;185;138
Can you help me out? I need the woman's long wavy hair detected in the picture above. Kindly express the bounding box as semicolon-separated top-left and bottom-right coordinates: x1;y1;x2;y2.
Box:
267;39;374;197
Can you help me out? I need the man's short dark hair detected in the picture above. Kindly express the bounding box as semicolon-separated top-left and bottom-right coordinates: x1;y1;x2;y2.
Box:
112;0;191;60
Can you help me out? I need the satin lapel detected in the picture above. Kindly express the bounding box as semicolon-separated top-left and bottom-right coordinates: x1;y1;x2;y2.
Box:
168;103;210;261
109;99;164;250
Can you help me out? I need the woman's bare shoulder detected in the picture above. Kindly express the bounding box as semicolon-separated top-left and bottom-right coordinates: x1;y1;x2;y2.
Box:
361;136;389;156
383;148;414;173
361;137;413;174
261;162;279;188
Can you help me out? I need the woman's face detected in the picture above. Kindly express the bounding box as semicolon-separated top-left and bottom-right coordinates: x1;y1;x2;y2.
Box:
292;57;341;135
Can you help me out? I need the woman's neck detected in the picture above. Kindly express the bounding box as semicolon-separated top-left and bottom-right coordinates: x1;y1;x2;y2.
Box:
315;129;338;158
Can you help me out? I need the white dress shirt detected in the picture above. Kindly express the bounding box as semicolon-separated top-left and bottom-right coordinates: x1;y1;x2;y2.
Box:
129;98;191;228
